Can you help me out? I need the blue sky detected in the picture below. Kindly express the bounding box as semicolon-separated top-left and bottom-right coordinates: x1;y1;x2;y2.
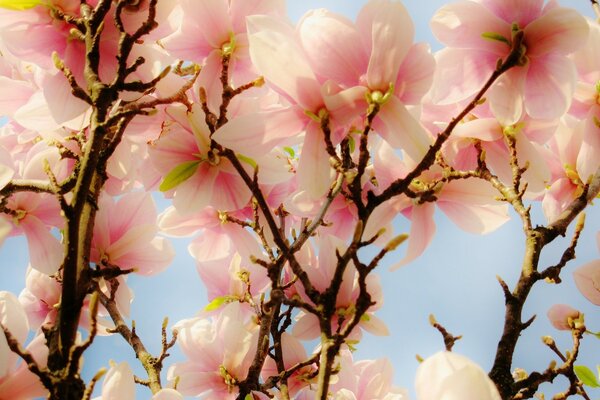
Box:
1;1;599;398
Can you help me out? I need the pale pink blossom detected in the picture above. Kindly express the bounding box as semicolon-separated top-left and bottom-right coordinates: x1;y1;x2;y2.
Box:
6;192;63;274
297;1;435;159
0;291;48;399
415;351;501;400
431;0;589;120
162;0;285;111
547;304;581;331
91;192;174;276
149;104;252;214
92;361;135;400
167;302;259;399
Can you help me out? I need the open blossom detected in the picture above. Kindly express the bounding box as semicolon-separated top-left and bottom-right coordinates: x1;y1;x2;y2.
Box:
415;351;501;400
162;0;285;111
167;302;259;399
91;192;174;276
431;0;588;121
0;291;48;400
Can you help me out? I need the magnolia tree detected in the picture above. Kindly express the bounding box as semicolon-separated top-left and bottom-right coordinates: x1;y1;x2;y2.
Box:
0;0;599;399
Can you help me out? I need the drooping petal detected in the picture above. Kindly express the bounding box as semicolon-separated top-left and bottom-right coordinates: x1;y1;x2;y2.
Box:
390;202;435;270
21;216;62;275
489;70;525;126
296;123;333;200
374;96;431;161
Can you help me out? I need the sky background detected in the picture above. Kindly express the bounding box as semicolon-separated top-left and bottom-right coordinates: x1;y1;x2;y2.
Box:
1;1;600;399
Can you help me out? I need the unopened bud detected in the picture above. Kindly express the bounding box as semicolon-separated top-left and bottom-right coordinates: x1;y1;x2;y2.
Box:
385;234;409;251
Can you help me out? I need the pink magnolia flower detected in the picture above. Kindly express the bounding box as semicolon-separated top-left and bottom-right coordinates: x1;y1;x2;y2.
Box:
547;304;581;331
149;104;252;214
6;191;63;275
573;232;600;305
542;116;589;222
297;0;435;159
415;351;501;400
430;0;589;121
162;0;285;111
167;302;259;399
92;361;135;400
0;291;48;399
18;265;127;334
91;192;174;276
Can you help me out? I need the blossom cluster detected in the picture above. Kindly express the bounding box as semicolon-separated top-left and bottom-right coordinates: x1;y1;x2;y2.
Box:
0;0;598;399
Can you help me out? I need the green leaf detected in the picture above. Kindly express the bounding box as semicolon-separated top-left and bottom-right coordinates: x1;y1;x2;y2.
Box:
283;146;295;158
0;0;44;10
204;296;229;312
574;365;600;388
237;153;257;169
159;160;200;192
481;32;510;46
244;395;253;400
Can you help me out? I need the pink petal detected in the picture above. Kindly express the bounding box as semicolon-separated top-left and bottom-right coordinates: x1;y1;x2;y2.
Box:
172;163;218;215
361;0;414;90
114;237;174;276
361;314;389;336
453;118;503;141
489;70;525;126
390;202;435;270
21;216;62;275
480;0;543;27
395;43;436;105
42;72;90;125
524;54;576;119
576;106;600;182
213;106;307;159
573;260;600;305
431;1;510;52
296;123;333;200
430;48;497;104
374;96;431;161
525;7;589;57
292;312;320;340
229;0;286;33
298;9;366;87
247;15;322;110
152;389;184;400
0;77;34;116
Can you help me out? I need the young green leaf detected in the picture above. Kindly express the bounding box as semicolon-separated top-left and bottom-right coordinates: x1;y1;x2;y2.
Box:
0;0;44;10
159;160;200;192
204;296;230;312
574;365;600;388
